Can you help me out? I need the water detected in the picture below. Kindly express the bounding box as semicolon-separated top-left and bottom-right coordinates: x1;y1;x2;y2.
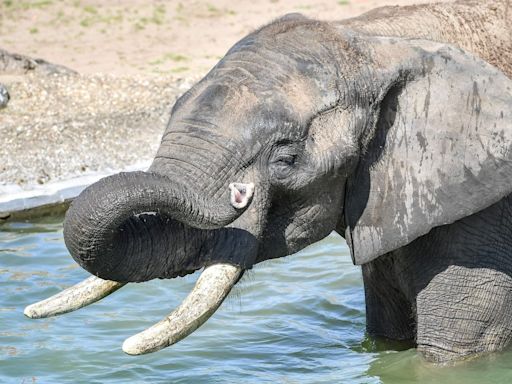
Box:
1;216;512;383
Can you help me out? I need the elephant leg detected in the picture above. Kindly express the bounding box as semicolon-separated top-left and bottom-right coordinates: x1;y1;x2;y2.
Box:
415;264;512;362
364;248;512;362
391;196;512;362
362;256;415;342
361;196;512;361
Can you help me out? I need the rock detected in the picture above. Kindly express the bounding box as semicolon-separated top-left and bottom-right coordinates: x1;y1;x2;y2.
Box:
0;84;8;108
0;48;76;76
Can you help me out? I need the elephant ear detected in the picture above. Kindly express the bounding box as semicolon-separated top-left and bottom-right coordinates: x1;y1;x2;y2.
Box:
344;39;512;265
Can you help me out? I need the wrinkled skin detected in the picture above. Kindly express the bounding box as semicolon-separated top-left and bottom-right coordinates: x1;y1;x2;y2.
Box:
51;0;512;362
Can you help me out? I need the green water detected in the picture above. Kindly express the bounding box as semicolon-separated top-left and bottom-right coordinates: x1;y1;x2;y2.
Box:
1;216;512;383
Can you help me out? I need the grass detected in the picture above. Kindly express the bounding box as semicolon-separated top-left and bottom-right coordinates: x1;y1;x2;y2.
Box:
148;51;190;74
173;3;189;24
133;22;145;31
25;0;53;8
206;3;235;16
0;1;234;76
132;4;167;30
80;10;123;28
1;0;53;10
170;66;189;73
149;52;189;66
173;2;235;20
83;5;97;14
1;2;164;32
151;4;165;25
338;0;350;5
165;53;188;62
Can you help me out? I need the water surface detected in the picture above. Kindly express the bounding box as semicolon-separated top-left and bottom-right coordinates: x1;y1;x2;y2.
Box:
1;216;511;383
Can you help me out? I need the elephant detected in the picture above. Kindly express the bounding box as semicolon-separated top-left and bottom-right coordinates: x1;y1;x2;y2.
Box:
25;0;512;363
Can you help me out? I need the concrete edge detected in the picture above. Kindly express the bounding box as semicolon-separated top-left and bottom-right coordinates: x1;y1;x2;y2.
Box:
0;161;151;221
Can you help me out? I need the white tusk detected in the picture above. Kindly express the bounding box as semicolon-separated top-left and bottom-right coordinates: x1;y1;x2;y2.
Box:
24;276;125;319
122;263;242;355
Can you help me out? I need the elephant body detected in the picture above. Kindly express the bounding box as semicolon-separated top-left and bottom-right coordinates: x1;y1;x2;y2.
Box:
27;0;512;363
339;0;512;78
364;194;512;361
338;0;512;361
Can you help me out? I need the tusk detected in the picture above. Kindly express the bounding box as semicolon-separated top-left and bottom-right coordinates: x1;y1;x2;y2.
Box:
122;263;242;355
24;276;125;319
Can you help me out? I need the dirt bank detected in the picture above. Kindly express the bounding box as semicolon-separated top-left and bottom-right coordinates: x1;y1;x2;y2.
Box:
0;0;437;77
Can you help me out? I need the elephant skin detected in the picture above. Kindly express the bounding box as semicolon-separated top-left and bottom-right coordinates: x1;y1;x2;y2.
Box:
28;0;512;363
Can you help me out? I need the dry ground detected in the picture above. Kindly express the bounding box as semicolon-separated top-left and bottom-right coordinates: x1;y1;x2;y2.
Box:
0;0;437;77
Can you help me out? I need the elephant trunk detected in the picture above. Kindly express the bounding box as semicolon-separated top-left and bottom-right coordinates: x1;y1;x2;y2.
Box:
63;171;246;282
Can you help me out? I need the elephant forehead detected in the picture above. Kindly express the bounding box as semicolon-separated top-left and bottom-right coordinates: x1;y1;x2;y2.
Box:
197;83;256;110
280;75;320;118
238;77;318;129
229;78;316;117
187;79;316;140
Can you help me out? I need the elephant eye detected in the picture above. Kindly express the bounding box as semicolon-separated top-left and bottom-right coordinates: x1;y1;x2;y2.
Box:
275;154;296;167
271;153;297;180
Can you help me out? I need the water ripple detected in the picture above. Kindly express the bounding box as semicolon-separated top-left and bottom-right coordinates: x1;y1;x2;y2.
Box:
1;218;512;383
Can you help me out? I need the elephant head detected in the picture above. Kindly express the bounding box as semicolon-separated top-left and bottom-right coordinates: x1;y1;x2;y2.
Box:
25;14;512;354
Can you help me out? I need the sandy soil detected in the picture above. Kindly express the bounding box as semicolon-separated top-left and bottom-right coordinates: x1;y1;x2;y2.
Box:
0;0;435;78
0;0;440;192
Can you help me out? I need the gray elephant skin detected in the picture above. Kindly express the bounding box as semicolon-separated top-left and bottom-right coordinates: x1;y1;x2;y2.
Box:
26;0;512;363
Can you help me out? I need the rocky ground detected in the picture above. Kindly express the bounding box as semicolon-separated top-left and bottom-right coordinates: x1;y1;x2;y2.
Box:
0;54;195;186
